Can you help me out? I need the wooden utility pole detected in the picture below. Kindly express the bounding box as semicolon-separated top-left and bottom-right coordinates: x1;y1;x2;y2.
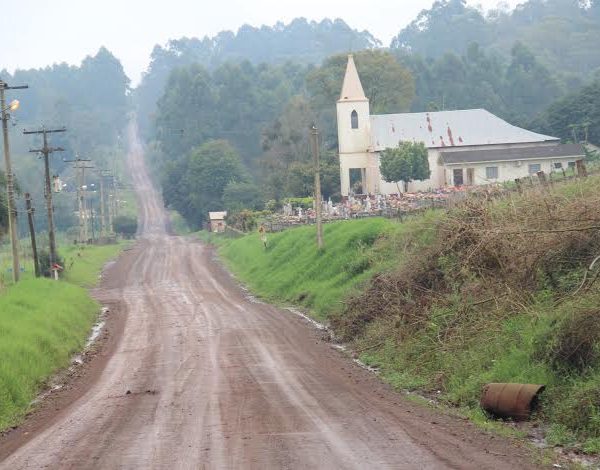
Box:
1;79;28;282
23;126;66;267
80;163;94;242
64;155;93;243
108;192;114;234
113;175;120;218
90;198;96;242
98;169;113;237
310;124;324;249
24;192;40;278
99;171;106;237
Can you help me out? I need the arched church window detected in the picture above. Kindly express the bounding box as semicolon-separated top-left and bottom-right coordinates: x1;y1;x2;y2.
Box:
351;110;359;129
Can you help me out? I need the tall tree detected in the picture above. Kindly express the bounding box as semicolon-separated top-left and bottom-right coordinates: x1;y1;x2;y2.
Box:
260;96;316;201
503;41;562;122
163;140;247;227
391;0;600;83
135;18;380;135
538;79;600;145
392;0;491;58
153;60;307;172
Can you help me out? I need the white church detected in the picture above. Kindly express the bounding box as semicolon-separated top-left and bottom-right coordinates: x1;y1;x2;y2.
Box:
336;55;585;196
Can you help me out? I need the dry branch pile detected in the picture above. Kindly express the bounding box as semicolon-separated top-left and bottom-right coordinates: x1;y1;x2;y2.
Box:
334;179;600;342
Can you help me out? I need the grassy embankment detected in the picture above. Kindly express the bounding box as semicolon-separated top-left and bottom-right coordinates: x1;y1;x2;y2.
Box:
214;176;600;454
0;240;130;431
218;214;438;320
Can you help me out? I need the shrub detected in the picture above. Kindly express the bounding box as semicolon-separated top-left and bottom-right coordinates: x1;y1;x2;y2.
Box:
284;197;313;209
113;215;137;238
548;380;600;441
343;256;371;277
38;250;65;278
539;309;600;372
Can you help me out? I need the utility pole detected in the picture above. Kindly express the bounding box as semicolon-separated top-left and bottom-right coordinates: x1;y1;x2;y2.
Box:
64;155;93;243
90;198;96;242
113;175;120;218
98;169;113;237
1;79;28;282
310;124;324;250
99;171;106;237
23;126;66;266
24;193;40;277
108;191;114;234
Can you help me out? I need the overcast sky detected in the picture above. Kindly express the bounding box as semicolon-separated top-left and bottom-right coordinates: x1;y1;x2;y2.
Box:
1;0;519;86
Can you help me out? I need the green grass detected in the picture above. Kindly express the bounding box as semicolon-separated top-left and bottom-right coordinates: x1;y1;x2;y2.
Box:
0;279;98;429
218;215;438;320
0;250;36;286
61;242;130;287
0;240;129;431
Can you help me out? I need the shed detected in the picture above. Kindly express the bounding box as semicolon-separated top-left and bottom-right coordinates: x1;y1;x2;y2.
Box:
209;211;227;233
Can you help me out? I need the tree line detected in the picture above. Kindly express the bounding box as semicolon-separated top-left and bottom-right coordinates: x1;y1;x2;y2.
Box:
0;47;130;236
4;1;593;233
140;0;600;228
150;47;599;228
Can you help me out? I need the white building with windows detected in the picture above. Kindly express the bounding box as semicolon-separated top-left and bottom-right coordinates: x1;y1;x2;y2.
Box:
337;55;585;196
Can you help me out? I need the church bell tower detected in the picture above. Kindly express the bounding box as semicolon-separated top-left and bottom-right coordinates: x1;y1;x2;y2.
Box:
336;55;374;196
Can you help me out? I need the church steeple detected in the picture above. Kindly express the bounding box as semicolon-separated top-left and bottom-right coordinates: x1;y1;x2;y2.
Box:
336;54;373;197
339;54;367;102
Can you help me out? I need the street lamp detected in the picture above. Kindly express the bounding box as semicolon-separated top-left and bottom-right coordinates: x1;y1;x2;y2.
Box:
1;79;28;283
1;99;19;114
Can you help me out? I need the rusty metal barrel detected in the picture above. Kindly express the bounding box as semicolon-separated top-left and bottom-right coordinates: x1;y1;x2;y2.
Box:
481;383;545;421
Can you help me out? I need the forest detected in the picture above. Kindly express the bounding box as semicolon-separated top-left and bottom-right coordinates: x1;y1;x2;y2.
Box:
142;1;600;228
0;47;129;237
2;0;600;233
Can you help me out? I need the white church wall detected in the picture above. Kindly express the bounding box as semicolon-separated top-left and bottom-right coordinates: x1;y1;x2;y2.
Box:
443;156;579;186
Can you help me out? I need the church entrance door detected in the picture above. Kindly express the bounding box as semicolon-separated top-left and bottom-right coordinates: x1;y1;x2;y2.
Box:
349;168;365;194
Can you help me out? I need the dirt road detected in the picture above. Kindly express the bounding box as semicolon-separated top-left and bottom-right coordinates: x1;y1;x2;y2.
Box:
0;125;540;469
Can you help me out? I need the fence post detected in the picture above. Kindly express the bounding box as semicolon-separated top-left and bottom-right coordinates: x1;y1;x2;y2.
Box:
514;178;523;194
536;171;548;189
576;159;588;178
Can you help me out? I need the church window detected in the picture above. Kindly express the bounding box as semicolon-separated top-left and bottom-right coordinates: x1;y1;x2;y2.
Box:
351;110;359;129
485;166;499;179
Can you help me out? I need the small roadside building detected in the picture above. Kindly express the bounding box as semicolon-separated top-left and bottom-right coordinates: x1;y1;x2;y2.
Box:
209;212;227;233
337;54;585;196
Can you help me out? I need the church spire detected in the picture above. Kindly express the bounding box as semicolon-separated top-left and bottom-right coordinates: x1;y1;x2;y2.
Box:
339;54;367;102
